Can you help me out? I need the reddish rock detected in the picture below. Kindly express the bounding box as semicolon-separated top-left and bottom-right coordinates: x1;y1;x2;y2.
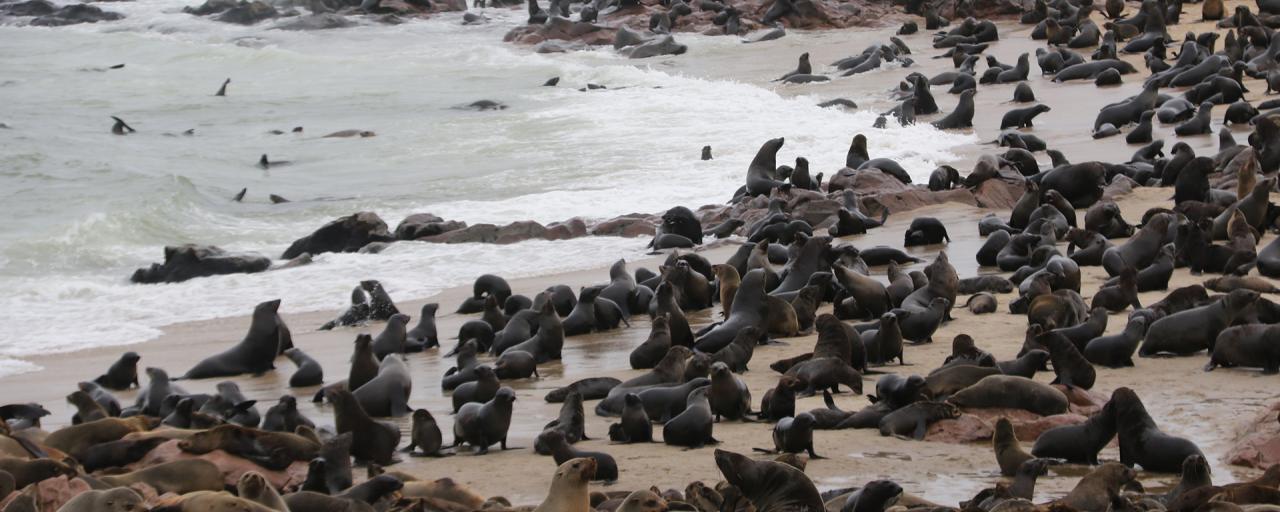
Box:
495;221;549;244
848;168;912;194
1053;385;1108;416
972;176;1024;209
926;410;1089;444
590;215;656;238
1227;401;1280;470
790;198;843;227
547;218;589;239
421;224;499;244
1103;175;1138;201
504;17;616;46
866;188;979;213
134;440;308;489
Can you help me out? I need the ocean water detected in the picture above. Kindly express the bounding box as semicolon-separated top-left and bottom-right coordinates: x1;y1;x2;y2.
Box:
0;4;975;376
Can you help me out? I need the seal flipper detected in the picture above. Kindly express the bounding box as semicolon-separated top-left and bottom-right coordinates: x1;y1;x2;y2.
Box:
913;419;928;440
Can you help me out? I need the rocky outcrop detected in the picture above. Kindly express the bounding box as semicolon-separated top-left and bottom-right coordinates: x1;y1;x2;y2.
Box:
281;211;395;259
504;16;616;46
394;213;467;240
0;0;56;16
927;409;1090;444
213;1;280;24
273;12;356;29
1227;401;1280;470
131;245;272;284
27;3;123;25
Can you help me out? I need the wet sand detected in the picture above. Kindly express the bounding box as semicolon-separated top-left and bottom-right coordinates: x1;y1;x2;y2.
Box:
6;4;1280;507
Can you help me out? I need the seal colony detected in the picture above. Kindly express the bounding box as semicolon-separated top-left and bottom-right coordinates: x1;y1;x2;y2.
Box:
9;0;1280;508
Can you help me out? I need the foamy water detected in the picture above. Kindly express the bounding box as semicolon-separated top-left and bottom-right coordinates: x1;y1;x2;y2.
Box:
0;5;975;375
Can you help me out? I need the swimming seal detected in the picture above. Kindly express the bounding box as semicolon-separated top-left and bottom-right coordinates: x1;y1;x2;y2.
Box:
452;387;517;454
714;449;825;511
182;299;284;379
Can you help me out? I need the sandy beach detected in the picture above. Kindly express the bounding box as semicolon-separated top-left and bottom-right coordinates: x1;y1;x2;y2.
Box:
4;2;1280;509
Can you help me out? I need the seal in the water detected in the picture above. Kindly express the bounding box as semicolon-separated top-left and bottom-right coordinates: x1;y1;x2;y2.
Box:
452;387;517;455
111;116;135;135
714;449;824;511
932;90;976;129
1112;387;1204;473
215;78;230;97
95;352;141;390
182;299;284;379
327;388;400;465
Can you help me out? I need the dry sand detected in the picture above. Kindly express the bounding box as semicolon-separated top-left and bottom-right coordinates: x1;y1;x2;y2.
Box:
4;4;1280;508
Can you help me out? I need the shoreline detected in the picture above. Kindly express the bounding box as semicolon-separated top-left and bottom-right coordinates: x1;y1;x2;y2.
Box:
4;4;1280;508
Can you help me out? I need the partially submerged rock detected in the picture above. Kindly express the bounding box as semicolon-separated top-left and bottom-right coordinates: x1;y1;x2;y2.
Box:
281;211;395;259
131;245;272;284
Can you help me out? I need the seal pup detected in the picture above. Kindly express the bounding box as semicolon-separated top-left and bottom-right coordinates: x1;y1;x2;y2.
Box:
708;362;752;421
320;286;370;330
1083;316;1146;367
608;394;653;443
1206;324;1280;374
56;488;144;512
767;412;822;458
110;116;135;135
371;313;410;359
403;409;446;457
663;386;717;448
533;458;596;512
993;417;1034;476
261;395;313;433
535;391;588;454
617;490;668;512
284;348;323;387
237;471;288;512
1059;463;1138;511
840;480;904;512
215;78;230;96
540;431;619;482
452;387;517;454
407;302;442;350
95;351;140;390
